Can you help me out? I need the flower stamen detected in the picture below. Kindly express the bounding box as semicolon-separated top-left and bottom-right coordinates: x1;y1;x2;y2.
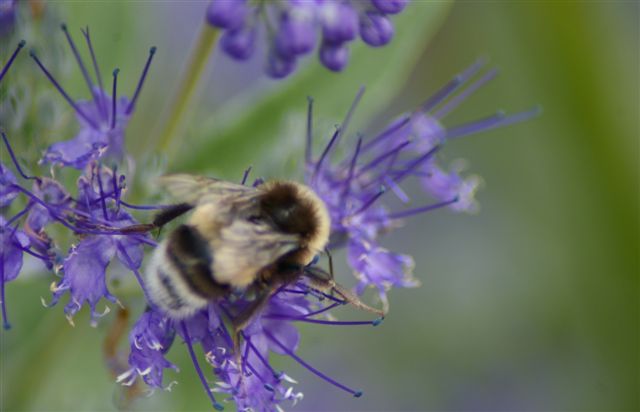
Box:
125;47;156;115
0;40;25;84
29;50;99;129
265;330;363;398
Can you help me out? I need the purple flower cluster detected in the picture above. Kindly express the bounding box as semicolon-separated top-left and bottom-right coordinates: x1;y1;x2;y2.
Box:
207;0;407;77
118;280;375;411
306;59;539;308
29;24;155;169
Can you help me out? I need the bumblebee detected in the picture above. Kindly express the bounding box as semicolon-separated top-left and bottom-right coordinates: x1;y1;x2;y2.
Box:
125;174;383;334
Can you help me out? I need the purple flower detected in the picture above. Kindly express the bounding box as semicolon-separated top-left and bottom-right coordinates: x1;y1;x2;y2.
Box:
0;0;17;37
30;25;155;169
1;216;30;329
306;60;540;304
0;162;19;208
118;308;178;389
359;12;394;47
206;0;410;77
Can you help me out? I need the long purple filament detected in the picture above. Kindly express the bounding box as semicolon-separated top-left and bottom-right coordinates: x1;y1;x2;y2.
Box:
1;247;10;329
126;47;156;115
346;186;385;218
265;330;362;397
360;114;411;153
340;137;363;208
243;334;280;378
305;96;314;164
1;132;39;181
111;69;119;130
265;315;376;326
180;321;224;410
0;40;25;84
80;26;108;118
434;68;498;119
356;140;411;178
384;197;459;220
301;302;341;318
420;58;486;113
19;246;50;262
241;166;252;185
60;24;102;118
330;86;365;158
384;144;441;186
29;51;99;129
312;127;340;182
5;205;31;227
95;167;109;221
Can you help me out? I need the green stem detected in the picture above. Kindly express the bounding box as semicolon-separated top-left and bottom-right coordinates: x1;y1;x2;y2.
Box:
155;24;219;152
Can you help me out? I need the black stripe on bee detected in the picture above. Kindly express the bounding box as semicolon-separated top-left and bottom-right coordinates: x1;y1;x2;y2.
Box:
165;224;229;299
158;267;186;310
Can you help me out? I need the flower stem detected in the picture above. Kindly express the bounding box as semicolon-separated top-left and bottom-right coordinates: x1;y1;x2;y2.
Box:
155;24;219;152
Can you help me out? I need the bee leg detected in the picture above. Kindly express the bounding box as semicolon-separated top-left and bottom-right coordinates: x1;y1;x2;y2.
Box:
304;266;385;317
118;203;193;234
231;289;276;380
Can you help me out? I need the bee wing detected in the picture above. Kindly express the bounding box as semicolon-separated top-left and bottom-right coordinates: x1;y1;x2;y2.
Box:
158;174;256;205
213;219;300;287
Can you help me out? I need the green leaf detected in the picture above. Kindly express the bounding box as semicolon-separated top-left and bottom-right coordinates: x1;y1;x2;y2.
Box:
173;2;454;176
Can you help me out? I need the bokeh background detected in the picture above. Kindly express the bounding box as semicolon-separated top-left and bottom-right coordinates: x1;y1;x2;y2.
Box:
1;1;637;411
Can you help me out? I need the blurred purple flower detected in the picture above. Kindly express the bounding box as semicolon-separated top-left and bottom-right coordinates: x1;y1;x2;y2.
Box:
306;60;540;305
29;25;155;169
0;0;17;37
207;0;408;77
0;162;19;208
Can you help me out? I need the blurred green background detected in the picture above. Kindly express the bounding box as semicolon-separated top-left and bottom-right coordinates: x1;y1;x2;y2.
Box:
1;1;637;411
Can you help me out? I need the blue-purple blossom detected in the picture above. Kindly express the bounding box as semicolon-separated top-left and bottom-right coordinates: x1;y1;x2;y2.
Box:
0;0;17;37
45;164;149;325
118;308;178;389
117;280;372;411
0;162;19;208
305;60;539;306
207;0;408;77
1;216;30;329
29;25;155;169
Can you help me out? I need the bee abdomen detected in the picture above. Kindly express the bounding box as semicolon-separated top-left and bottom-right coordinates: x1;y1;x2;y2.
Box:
146;225;229;319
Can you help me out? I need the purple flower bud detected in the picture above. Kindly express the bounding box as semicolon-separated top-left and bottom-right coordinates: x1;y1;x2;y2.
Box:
319;41;350;72
371;0;408;14
26;178;72;233
221;25;257;60
275;8;317;57
320;2;358;43
206;0;248;30
0;0;17;37
265;51;297;79
360;12;394;47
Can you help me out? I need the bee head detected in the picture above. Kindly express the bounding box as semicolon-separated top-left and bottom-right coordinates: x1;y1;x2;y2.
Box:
260;181;330;257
